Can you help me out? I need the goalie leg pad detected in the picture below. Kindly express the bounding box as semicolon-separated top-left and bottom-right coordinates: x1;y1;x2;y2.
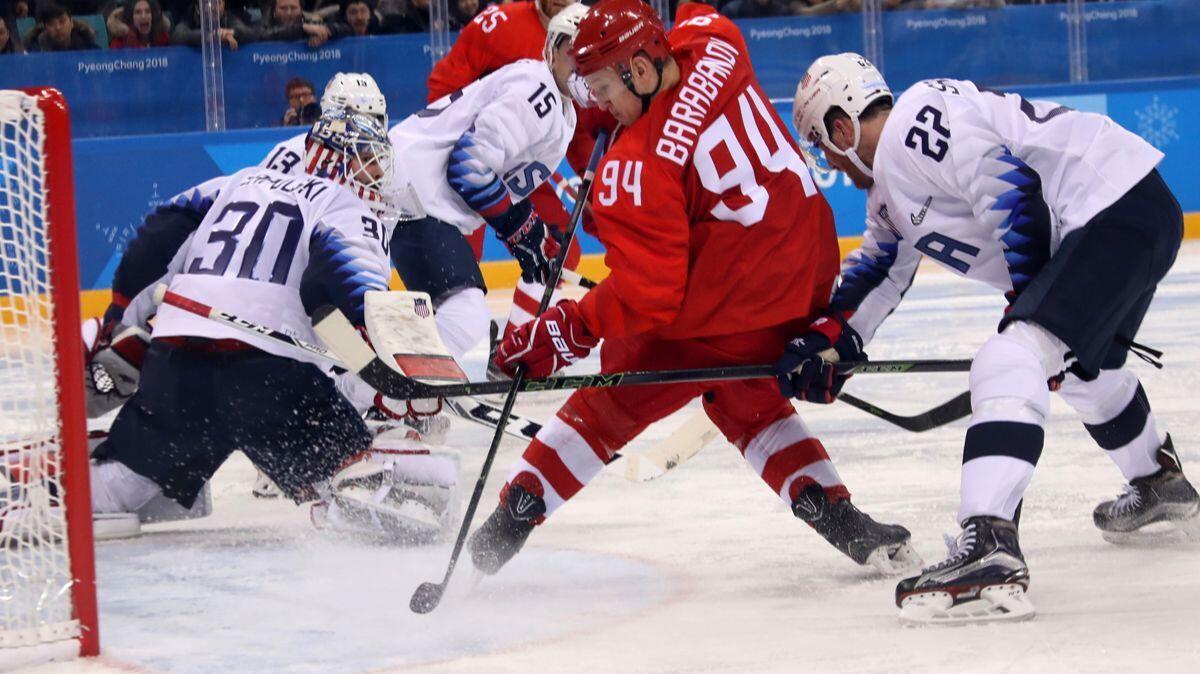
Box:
313;434;461;544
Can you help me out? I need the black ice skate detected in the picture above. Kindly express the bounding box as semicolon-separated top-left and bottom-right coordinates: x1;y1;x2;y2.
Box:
792;483;921;574
468;483;544;575
1094;435;1200;544
895;516;1034;625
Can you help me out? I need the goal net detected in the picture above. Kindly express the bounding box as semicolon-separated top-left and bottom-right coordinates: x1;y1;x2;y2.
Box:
0;88;98;667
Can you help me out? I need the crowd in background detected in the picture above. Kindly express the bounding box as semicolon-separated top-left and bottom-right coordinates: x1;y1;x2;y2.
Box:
0;0;1127;54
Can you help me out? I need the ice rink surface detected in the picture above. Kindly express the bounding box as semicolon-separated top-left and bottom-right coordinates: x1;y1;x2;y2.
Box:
30;243;1200;674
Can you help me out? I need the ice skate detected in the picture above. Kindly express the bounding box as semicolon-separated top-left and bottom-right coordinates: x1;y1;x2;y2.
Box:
1094;435;1200;544
896;516;1034;625
468;483;544;575
792;483;922;574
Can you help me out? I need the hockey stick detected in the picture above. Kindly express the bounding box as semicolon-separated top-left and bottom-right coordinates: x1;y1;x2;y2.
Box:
408;130;611;615
298;327;973;400
152;286;540;443
622;389;973;481
560;268;598;289
838;391;972;433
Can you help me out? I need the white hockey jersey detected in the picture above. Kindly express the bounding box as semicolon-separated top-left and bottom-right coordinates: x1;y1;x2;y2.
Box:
262;59;576;235
152;167;391;365
835;78;1163;342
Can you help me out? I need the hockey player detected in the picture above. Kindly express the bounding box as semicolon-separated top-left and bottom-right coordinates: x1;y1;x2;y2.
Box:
427;0;611;358
85;72;391;420
786;53;1199;623
263;28;581;378
469;0;917;578
87;110;458;542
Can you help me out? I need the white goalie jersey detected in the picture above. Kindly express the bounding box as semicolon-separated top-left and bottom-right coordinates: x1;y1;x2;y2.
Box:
262;59;577;235
151;167;391;365
834;78;1164;343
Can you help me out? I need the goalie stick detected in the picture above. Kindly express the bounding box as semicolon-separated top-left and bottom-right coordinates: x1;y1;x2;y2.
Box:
153;286;538;443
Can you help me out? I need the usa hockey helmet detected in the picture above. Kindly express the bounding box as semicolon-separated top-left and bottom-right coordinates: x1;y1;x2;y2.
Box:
321;72;388;128
793;53;892;179
544;2;591;104
304;109;394;214
571;0;670;79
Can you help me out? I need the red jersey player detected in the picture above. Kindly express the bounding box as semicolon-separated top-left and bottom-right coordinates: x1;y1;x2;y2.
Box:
469;0;919;577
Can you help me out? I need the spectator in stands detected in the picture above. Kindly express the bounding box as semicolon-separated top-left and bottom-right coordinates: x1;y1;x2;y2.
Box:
448;0;478;29
10;1;32;20
25;2;100;51
0;15;24;54
280;76;320;125
171;0;256;49
382;0;431;33
259;0;340;47
722;0;789;17
333;0;385;36
792;0;912;14
109;0;171;48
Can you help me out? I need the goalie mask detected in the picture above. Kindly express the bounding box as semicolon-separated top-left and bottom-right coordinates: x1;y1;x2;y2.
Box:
304;110;394;214
793;53;892;180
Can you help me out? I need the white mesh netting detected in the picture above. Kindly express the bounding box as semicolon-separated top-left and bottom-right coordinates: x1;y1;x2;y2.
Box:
0;90;80;652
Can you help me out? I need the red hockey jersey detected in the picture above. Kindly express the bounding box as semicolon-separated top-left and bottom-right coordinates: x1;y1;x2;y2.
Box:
427;2;547;102
576;5;840;340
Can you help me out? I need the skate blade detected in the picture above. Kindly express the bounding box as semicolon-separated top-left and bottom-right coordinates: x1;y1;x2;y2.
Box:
898;584;1035;626
866;542;924;576
1101;510;1200;546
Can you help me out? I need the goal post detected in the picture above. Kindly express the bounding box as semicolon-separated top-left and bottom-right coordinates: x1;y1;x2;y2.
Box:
0;87;99;665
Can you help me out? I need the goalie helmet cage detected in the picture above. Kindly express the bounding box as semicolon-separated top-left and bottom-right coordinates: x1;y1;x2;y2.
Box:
0;88;99;666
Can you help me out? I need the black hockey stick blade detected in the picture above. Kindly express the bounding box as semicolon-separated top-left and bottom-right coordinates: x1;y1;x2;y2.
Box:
410;581;444;615
838;390;972;432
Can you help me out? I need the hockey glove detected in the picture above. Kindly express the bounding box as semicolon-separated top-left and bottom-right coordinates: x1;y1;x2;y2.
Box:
494;299;598;379
85;325;150;418
488;199;560;285
774;312;865;404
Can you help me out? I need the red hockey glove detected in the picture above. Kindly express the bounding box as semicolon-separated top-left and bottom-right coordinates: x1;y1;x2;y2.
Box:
773;312;864;404
493;299;598;378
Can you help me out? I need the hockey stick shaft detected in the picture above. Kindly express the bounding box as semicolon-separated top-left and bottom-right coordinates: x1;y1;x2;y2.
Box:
154;286;541;442
327;355;972;400
410;130;611;615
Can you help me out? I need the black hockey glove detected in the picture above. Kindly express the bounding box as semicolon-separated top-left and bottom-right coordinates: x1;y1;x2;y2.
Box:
774;312;865;404
488;199;560;285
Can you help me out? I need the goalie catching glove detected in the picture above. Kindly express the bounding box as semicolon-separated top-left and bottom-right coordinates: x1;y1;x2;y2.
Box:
84;324;150;417
774;312;864;404
493;299;598;378
488;199;561;285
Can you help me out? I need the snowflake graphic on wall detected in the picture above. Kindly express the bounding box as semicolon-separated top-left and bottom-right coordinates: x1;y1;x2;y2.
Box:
1135;96;1180;149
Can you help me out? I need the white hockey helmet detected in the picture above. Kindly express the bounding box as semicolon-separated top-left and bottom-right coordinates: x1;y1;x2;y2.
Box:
536;0;579;24
793;53;892;179
543;2;592;104
322;72;388;127
304;109;395;214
